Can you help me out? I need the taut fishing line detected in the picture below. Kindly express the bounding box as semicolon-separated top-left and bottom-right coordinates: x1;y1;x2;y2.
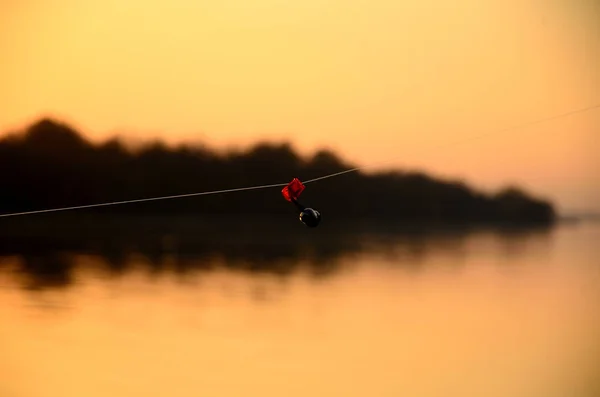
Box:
1;103;598;218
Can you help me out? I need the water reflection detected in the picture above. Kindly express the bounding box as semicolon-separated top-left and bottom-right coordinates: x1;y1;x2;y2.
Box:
1;219;598;397
0;215;554;293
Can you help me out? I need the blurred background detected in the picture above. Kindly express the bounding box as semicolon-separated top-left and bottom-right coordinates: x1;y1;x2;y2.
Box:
1;1;599;396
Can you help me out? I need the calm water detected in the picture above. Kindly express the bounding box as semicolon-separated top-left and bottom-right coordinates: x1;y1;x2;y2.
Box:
1;219;599;397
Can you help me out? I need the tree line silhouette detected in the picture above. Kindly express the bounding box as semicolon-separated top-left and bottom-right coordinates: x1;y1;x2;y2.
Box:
0;118;555;225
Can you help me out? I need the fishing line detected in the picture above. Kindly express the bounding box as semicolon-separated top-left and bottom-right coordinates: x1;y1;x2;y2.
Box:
302;103;600;183
0;183;288;218
1;103;598;218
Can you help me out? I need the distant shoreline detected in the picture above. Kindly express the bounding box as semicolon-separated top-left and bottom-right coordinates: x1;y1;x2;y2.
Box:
0;211;557;235
558;213;600;223
1;118;556;226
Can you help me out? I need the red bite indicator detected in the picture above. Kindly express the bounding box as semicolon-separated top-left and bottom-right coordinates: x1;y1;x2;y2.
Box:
281;178;305;202
282;178;321;228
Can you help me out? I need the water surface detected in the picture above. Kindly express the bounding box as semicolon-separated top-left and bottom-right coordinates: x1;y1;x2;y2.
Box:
1;219;599;397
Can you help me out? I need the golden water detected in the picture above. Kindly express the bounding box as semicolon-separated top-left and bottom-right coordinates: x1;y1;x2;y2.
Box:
1;223;599;397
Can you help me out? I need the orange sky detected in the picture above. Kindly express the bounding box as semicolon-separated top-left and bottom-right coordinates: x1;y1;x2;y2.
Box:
1;0;598;212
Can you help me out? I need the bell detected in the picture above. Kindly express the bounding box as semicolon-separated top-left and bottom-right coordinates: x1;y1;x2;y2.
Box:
299;208;321;228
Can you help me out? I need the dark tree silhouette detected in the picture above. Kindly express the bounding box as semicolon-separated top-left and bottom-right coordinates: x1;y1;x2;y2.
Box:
0;118;555;225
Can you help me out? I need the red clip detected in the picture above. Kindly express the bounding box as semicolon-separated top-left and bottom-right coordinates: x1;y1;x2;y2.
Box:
281;178;305;201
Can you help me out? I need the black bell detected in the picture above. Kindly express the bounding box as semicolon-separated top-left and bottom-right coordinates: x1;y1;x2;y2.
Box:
299;208;321;228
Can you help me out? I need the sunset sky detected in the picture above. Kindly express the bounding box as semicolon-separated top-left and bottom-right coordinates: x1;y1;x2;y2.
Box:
1;0;598;213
